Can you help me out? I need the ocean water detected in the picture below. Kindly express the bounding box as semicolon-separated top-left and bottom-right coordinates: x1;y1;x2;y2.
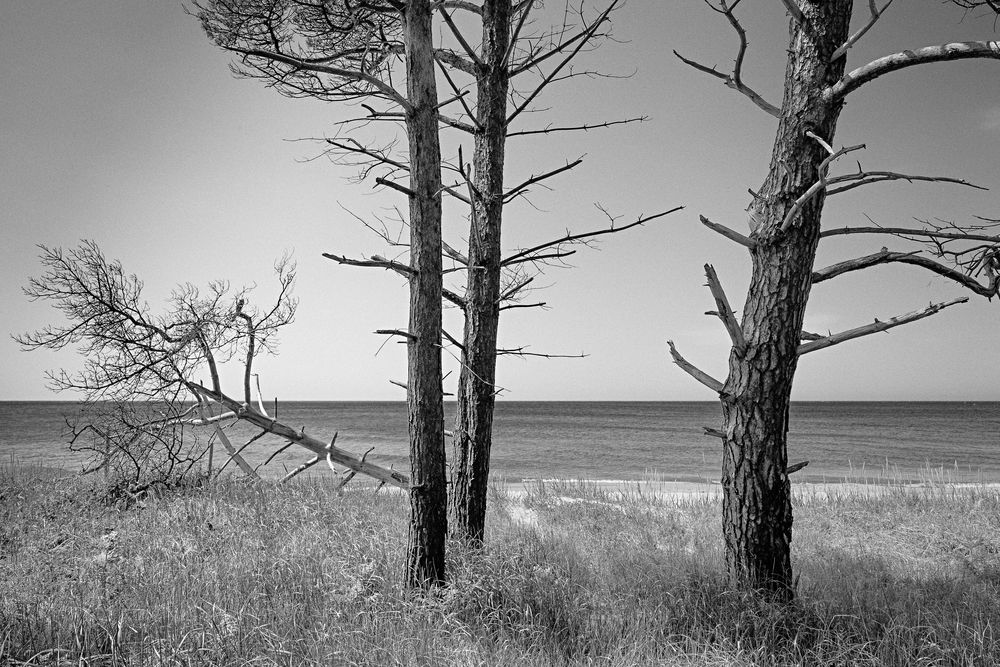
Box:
1;401;998;484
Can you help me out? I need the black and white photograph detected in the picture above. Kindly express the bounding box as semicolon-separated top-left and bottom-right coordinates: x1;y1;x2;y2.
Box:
2;1;1000;664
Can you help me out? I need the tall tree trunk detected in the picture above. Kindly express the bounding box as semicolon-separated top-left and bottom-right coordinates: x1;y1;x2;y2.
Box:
721;0;853;598
450;0;511;543
402;0;447;587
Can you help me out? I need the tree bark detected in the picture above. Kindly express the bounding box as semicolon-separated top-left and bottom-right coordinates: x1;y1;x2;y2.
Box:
450;0;511;544
720;0;853;599
402;0;447;588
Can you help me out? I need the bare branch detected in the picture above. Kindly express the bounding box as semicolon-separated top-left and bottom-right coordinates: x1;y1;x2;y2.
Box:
496;346;587;358
506;116;647;138
704;264;747;355
375;328;417;340
503;158;584;202
375;176;418;198
322;252;414;275
786;461;809;474
781;136;985;232
798;297;969;355
821;225;1000;244
700;215;755;249
194;384;409;488
667;340;725;394
236;47;411;111
673;1;780;118
438;7;485;68
506;1;620;126
435;59;479;128
812;248;1000;297
502;206;683;267
824;171;986;197
825;41;1000;102
830;0;895;62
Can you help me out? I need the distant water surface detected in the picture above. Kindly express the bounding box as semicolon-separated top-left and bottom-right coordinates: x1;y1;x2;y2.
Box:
1;401;998;483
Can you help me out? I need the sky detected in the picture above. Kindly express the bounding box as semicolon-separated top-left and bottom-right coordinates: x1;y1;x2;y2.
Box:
2;1;999;402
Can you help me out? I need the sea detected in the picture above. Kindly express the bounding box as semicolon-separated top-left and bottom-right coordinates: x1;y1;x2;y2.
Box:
2;401;999;484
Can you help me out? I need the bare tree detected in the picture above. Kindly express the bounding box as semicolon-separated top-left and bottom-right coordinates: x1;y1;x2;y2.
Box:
670;1;1000;598
198;0;679;550
17;242;410;498
197;0;452;587
439;0;681;544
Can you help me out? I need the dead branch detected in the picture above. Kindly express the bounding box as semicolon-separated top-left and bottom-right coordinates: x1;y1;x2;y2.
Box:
700;215;755;249
786;461;809;474
193;383;409;488
506;116;647;138
197;400;258;479
506;1;621;126
502;206;682;267
673;1;780;118
831;0;895;62
376;328;418;340
780;134;866;231
798;297;969;355
825;40;1000;102
704;264;746;355
236;47;410;111
375;176;418;198
667;340;725;394
781;136;984;232
335;445;375;493
258;440;295;471
438;7;485;68
495;346;587;358
280;454;324;483
821;224;1000;244
323;252;415;275
824;171;985;197
812;248;1000;297
503;158;585;202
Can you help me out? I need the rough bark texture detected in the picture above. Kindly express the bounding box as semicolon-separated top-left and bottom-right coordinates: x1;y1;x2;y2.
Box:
720;0;853;598
449;0;511;543
402;0;447;587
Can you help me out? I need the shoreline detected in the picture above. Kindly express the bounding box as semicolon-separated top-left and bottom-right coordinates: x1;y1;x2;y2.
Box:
6;461;1000;502
497;478;1000;501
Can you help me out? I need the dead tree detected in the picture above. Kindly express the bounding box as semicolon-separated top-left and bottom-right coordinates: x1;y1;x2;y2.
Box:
16;242;409;495
197;0;448;587
442;0;653;544
200;0;678;548
671;1;1000;598
336;0;678;545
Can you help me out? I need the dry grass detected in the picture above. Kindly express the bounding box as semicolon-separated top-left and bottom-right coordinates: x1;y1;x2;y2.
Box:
3;463;1000;666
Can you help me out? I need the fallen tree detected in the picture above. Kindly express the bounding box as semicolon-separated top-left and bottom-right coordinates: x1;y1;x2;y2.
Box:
17;241;407;494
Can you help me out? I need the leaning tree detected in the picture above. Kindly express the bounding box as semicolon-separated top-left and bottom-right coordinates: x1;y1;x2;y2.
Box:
669;0;1000;598
16;242;409;495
